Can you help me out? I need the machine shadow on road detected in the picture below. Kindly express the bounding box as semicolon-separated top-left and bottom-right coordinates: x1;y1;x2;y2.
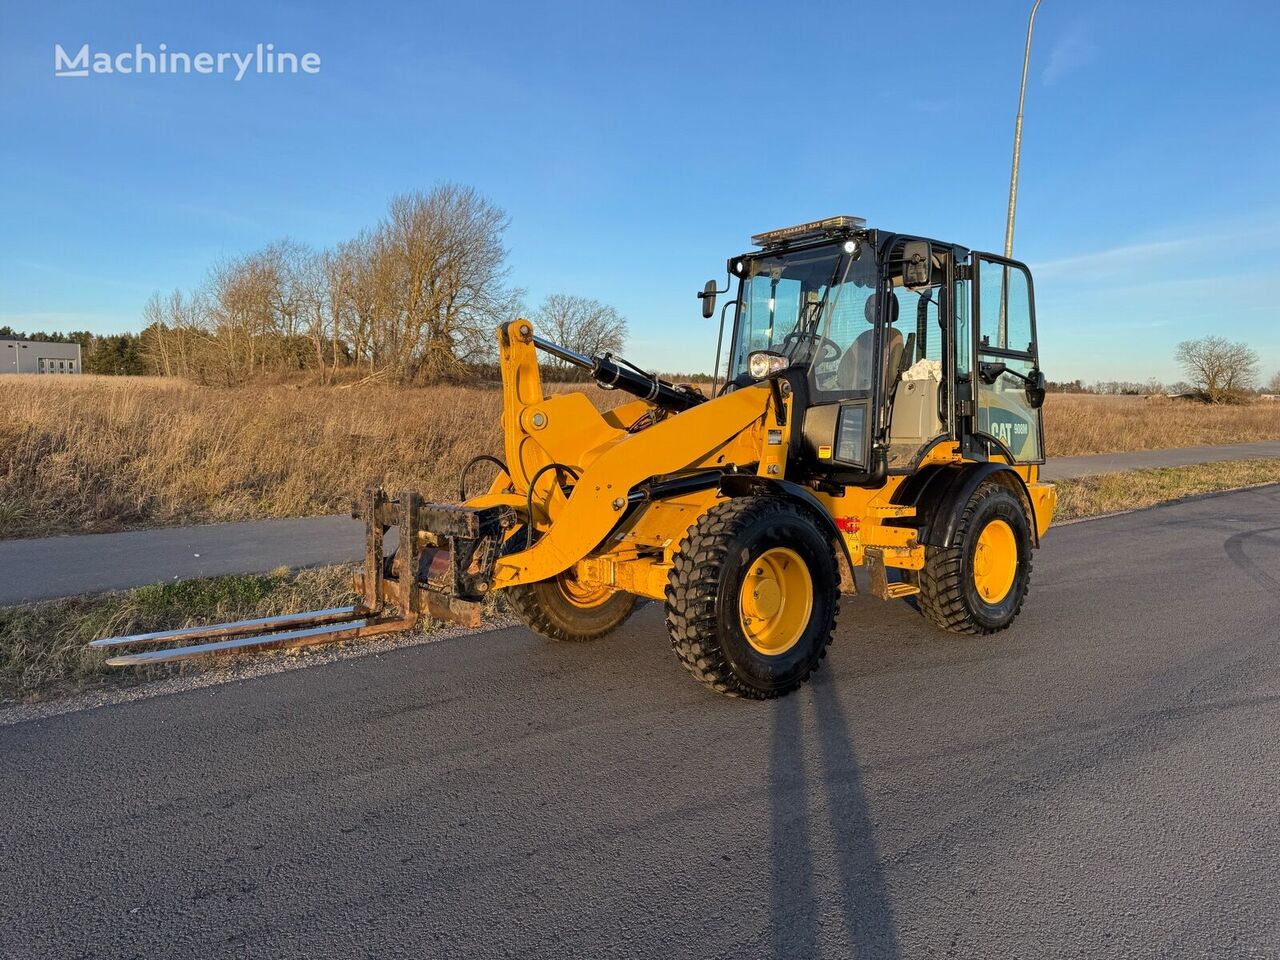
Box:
769;671;901;959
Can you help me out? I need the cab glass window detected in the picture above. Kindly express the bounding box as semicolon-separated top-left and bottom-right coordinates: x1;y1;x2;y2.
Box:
977;259;1034;355
974;257;1041;462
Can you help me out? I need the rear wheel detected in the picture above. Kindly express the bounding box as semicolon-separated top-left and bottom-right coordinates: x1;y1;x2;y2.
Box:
665;496;838;699
918;482;1033;634
505;572;637;642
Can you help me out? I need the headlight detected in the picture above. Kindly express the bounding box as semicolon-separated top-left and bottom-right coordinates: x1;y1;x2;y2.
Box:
748;351;788;380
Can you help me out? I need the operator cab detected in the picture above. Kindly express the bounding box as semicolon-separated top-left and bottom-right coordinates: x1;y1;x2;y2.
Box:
719;216;1046;487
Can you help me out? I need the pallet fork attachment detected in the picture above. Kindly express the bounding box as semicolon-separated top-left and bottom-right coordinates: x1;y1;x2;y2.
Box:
89;486;516;667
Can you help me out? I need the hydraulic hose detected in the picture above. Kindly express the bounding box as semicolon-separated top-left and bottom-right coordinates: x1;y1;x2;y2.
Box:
524;461;581;549
458;454;509;501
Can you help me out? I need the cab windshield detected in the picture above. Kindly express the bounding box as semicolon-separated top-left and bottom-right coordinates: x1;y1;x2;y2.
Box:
728;244;879;394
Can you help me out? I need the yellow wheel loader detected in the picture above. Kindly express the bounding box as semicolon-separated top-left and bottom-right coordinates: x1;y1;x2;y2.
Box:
93;216;1056;699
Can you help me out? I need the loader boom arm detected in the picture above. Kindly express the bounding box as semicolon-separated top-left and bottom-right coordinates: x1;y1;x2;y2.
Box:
493;319;771;587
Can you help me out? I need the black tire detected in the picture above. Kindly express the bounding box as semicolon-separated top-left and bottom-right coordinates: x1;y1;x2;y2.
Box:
505;574;637;642
665;496;838;699
917;482;1033;634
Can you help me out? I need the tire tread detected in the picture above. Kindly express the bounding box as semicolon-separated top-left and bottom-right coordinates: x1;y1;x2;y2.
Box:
665;497;837;699
505;580;636;642
917;483;1032;634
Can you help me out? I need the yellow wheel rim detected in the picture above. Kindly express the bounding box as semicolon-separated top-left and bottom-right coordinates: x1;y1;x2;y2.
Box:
973;519;1018;604
739;547;813;656
556;574;615;609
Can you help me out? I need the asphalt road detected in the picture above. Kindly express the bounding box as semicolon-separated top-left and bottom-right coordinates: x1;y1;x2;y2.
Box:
3;441;1278;605
0;514;366;605
4;486;1279;959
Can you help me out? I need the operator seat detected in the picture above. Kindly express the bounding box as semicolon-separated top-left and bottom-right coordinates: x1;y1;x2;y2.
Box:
836;293;903;393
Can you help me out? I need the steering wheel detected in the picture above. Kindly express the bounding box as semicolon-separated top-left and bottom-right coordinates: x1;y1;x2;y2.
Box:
782;330;841;366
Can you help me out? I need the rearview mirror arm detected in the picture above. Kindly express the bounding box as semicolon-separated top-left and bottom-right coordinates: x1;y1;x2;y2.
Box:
984;363;1039;387
710;299;738;397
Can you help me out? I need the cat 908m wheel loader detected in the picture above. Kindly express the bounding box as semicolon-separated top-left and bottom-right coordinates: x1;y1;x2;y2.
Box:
93;216;1057;699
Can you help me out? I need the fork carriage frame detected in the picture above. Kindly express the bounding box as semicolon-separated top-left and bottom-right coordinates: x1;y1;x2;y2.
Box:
355;486;517;629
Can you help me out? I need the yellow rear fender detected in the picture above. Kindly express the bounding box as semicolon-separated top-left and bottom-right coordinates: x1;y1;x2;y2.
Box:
902;462;1045;548
493;384;772;587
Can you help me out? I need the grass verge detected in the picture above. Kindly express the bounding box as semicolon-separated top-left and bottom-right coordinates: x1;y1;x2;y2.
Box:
1054;458;1280;521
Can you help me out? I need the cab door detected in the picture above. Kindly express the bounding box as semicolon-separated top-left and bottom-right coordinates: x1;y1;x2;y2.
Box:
970;253;1044;463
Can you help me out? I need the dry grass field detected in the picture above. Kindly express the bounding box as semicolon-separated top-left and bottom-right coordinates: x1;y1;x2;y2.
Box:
1042;392;1280;457
1055;458;1280;520
1;375;1278;539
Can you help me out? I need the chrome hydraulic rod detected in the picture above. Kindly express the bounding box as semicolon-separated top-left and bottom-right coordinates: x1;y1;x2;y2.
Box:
530;334;703;412
531;335;593;369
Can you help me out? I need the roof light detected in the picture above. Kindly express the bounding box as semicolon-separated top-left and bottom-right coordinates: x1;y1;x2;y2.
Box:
751;215;867;248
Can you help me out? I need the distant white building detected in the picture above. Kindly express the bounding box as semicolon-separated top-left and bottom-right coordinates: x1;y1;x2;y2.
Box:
1;338;82;374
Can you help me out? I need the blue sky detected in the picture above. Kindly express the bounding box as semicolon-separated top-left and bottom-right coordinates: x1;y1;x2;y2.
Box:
2;0;1278;384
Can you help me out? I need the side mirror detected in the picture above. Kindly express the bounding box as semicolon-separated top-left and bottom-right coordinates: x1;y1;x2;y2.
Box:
698;279;717;319
903;240;932;291
1025;369;1047;409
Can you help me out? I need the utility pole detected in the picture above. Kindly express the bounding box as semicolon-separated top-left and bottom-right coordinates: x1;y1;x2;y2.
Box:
1005;0;1042;258
999;0;1042;346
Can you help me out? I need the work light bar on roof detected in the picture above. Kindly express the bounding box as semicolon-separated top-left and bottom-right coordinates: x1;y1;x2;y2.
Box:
750;215;867;248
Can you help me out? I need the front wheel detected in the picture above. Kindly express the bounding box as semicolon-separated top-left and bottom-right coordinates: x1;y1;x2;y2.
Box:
665;496;839;699
505;573;637;642
917;482;1033;634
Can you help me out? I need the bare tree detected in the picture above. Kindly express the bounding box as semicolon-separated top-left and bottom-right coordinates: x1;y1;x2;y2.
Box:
139;292;171;376
1174;336;1259;403
373;184;518;382
203;251;280;383
318;248;353;383
139;289;206;378
533;294;628;376
264;239;316;371
322;232;384;374
1266;370;1280;395
136;183;520;384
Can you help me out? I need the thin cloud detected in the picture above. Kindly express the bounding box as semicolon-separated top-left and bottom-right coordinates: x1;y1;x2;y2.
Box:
1032;222;1280;279
10;259;157;294
908;97;951;114
1042;22;1099;85
1031;237;1194;278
